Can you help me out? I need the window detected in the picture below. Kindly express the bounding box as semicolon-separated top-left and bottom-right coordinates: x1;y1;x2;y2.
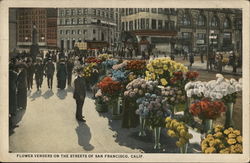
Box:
129;8;133;15
223;32;231;45
224;17;231;29
158;20;163;29
77;9;82;15
182;32;192;39
93;9;96;15
59;30;64;34
66;19;70;25
93;29;96;34
169;21;175;30
210;16;219;27
72;18;77;25
110;13;114;19
72;9;77;15
77;29;82;34
145;8;149;12
59;10;64;16
66;9;71;16
180;13;191;26
102;11;105;17
72;30;76;34
141;19;145;29
197;33;206;44
66;30;70;35
129;21;133;30
84;8;88;15
152;8;157;13
158;8;163;14
83;18;87;24
106;12;109;18
97;10;100;16
60;19;64;25
122;22;125;30
152;19;156;29
134;20;137;30
78;18;83;24
197;15;206;26
165;21;169;29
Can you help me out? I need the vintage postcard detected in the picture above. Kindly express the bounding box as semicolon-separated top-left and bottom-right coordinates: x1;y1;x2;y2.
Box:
0;0;249;162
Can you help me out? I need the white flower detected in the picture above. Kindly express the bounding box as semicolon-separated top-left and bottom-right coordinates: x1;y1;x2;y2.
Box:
187;90;192;97
185;82;193;91
215;93;223;99
216;73;224;79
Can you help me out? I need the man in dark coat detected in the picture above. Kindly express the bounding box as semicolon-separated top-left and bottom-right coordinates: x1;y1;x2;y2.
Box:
57;59;67;90
45;58;55;89
189;52;194;67
34;58;44;91
9;64;18;128
16;63;28;110
73;68;86;122
26;58;34;91
66;58;74;87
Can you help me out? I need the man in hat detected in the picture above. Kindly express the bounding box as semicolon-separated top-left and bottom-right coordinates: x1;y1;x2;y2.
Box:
34;57;44;91
57;58;67;90
73;68;86;122
26;57;34;91
45;58;55;89
66;58;74;87
16;63;28;110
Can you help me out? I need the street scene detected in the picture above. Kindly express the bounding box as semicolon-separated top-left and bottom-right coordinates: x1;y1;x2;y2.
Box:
9;8;242;154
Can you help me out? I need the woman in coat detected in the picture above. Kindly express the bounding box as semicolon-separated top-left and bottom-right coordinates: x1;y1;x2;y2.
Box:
57;59;67;90
16;63;28;110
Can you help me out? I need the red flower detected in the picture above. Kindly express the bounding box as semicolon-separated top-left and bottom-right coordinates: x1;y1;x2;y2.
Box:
186;71;199;80
97;77;122;96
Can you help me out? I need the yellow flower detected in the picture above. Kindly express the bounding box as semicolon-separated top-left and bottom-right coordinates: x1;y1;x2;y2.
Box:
224;129;230;135
214;132;223;138
165;117;171;123
214;125;224;132
236;136;242;143
205;147;216;153
151;73;156;80
219;148;230;154
163;65;168;70
167;129;176;137
227;138;237;145
176;141;181;147
177;126;184;132
233;130;241;136
180;129;187;137
160;78;168;86
179;137;186;145
209;140;216;147
219;143;225;149
207;134;214;138
230;144;243;153
228;133;237;139
158;69;164;75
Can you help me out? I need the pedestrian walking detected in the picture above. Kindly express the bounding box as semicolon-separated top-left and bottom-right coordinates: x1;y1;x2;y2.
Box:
45;58;55;89
66;58;74;87
16;63;28;110
73;68;86;122
34;58;44;91
56;58;67;90
200;52;204;63
189;52;194;67
26;58;34;91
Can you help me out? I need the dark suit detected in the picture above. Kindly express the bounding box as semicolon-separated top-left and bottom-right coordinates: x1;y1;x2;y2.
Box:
26;62;34;90
17;69;27;109
34;63;44;90
45;62;55;89
73;76;86;119
9;70;18;115
66;61;74;86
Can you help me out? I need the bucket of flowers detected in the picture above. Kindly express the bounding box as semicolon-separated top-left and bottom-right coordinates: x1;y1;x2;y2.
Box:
165;117;193;153
125;60;147;76
97;76;123;119
94;89;108;113
201;125;242;154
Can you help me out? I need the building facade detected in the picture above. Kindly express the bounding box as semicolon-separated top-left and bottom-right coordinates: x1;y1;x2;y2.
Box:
121;8;242;55
176;9;242;54
9;8;17;53
57;8;119;50
121;8;178;54
16;8;57;51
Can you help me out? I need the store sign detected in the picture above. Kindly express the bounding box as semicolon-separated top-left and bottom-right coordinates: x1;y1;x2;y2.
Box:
75;42;87;50
196;40;205;44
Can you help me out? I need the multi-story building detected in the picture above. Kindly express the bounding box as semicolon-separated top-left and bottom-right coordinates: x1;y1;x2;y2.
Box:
176;9;242;54
121;8;178;54
16;8;57;51
9;8;17;53
57;8;119;50
121;8;242;55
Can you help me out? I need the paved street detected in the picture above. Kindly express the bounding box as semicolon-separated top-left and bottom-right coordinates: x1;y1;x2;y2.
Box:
9;57;242;153
9;67;203;153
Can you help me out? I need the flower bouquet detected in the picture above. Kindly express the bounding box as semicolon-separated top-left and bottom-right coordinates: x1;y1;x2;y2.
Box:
201;125;242;153
125;60;146;76
136;93;170;149
94;89;108;113
165;117;193;153
189;99;226;134
98;53;113;61
85;57;102;64
145;57;188;86
111;69;128;83
185;74;242;128
97;77;123;118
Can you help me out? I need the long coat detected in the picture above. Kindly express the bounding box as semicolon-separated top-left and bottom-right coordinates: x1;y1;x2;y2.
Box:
17;69;27;109
9;70;18;114
73;76;86;100
57;63;67;89
45;62;55;78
